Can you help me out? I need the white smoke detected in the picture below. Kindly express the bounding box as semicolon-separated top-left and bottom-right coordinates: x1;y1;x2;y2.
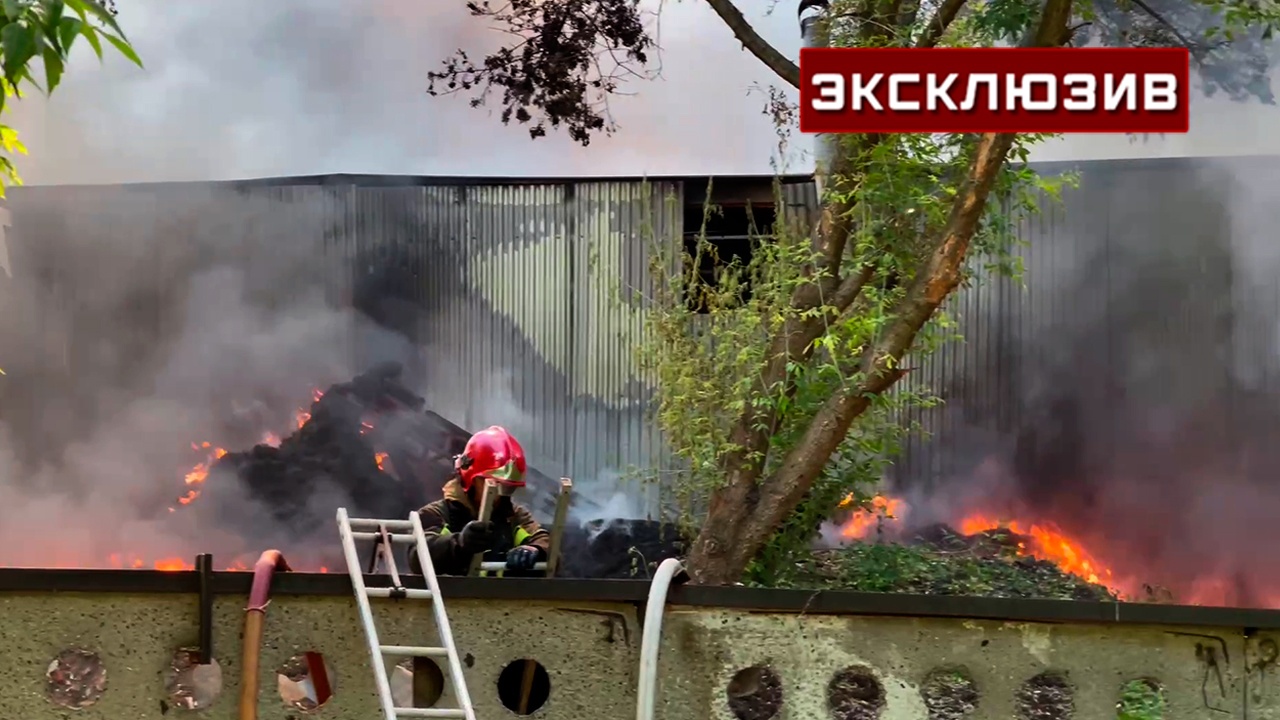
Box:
8;0;803;184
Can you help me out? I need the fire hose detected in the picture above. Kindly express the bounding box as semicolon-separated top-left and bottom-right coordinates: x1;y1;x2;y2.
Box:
635;558;684;720
239;550;291;720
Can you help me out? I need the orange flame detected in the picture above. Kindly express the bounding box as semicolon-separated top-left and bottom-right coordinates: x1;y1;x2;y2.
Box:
179;446;228;505
374;452;389;470
292;388;323;430
959;514;1115;587
836;494;909;539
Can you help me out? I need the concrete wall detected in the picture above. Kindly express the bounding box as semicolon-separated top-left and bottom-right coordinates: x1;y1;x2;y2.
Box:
2;586;1279;719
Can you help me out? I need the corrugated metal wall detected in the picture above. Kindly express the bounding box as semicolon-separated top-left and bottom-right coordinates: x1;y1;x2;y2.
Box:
7;158;1271;514
893;156;1255;493
1;176;680;516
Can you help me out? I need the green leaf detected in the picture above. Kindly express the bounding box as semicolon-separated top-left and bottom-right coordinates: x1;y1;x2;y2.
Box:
0;125;25;153
40;45;61;93
62;0;88;21
1;0;21;20
56;14;79;51
1;20;37;83
41;0;66;47
67;0;121;35
79;23;101;59
102;31;140;67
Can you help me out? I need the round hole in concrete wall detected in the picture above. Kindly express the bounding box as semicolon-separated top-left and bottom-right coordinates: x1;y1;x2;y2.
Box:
277;651;335;713
391;657;445;710
46;648;107;709
726;664;784;720
827;665;885;720
497;658;550;715
921;667;979;720
163;648;223;711
1116;678;1165;720
1017;671;1075;720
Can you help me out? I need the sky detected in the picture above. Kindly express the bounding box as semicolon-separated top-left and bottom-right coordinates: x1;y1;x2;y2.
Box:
5;0;1280;186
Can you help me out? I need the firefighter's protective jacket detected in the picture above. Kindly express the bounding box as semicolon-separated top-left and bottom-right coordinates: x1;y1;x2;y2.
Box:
408;478;550;576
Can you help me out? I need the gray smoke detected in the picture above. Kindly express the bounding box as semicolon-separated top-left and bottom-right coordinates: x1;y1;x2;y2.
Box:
0;186;389;568
885;153;1280;608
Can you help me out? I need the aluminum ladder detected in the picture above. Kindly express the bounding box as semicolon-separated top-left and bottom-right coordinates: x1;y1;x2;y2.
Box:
336;507;477;720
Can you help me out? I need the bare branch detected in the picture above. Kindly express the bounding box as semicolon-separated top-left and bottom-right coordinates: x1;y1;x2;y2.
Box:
702;0;801;87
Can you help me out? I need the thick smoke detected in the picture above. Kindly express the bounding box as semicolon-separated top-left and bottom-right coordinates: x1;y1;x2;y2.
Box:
0;186;393;567
886;155;1280;608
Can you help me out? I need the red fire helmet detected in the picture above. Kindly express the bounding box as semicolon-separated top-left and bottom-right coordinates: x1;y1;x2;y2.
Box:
455;425;527;491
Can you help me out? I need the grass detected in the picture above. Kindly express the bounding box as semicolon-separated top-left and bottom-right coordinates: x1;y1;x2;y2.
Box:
1117;679;1165;720
788;541;1118;601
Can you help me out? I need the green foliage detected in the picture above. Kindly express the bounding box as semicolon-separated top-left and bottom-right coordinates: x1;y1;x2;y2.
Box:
788;543;1117;600
639;142;1069;585
0;0;139;194
1117;679;1166;720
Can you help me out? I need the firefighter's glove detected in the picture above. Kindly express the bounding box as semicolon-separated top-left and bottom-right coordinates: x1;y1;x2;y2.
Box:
457;521;496;552
506;545;541;571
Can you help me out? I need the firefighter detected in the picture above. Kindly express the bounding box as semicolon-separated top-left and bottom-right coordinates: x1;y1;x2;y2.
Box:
407;425;549;576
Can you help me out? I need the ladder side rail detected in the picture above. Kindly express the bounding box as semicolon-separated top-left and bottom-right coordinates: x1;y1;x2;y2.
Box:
337;507;400;720
411;511;478;720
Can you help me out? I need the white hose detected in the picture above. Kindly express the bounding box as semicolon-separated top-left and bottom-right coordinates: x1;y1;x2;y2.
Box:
635;558;685;720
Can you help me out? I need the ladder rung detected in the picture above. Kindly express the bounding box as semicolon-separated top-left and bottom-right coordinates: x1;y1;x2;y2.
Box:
380;645;448;658
352;531;416;543
393;708;467;718
364;587;434;600
478;561;547;572
348;518;415;530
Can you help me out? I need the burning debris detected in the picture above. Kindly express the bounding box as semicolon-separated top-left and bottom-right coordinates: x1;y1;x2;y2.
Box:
174;362;465;565
118;361;683;579
818;494;1121;601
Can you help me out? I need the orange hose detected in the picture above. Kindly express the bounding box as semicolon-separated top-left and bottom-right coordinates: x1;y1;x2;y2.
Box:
238;550;290;720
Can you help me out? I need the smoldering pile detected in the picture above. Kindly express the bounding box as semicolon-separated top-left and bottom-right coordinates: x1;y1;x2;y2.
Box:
182;361;689;578
194;362;466;552
806;520;1118;601
559;519;688;579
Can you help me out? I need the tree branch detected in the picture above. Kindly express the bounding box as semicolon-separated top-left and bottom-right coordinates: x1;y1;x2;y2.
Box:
740;131;1018;548
702;0;801;87
916;0;968;48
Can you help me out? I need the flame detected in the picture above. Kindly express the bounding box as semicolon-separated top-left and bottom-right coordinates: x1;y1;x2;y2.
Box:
837;494;909;539
94;387;348;573
179;446;228;506
833;493;1120;594
292;388;323;430
375;452;389;470
959;514;1115;588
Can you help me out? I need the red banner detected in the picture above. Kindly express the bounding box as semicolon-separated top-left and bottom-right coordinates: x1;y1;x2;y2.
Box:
799;48;1190;134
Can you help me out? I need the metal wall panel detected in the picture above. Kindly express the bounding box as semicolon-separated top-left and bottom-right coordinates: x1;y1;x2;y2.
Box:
569;180;680;516
338;180;681;517
892;157;1246;495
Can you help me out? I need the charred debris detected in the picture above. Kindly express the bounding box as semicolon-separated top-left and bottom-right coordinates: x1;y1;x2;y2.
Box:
191;362;684;579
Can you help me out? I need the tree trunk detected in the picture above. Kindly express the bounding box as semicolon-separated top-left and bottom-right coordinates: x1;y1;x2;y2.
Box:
685;133;1021;585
